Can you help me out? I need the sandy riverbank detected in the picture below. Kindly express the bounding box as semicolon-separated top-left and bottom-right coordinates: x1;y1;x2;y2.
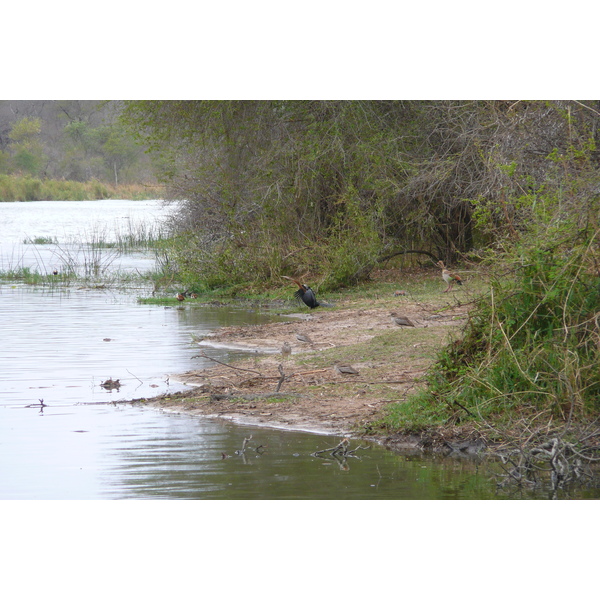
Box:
145;288;471;449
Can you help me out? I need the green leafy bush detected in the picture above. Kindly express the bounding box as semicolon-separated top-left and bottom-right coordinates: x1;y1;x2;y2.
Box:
391;231;600;432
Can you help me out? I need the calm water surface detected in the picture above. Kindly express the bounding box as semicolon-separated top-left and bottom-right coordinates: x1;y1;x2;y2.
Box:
1;201;597;499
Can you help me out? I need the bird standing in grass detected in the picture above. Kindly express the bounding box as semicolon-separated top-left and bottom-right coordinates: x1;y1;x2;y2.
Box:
436;261;463;293
176;293;186;302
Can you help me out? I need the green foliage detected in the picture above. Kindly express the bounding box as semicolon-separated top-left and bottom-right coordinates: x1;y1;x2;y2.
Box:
122;100;600;299
320;186;385;290
0;100;155;185
8;117;45;176
393;225;600;431
24;236;57;244
8;117;42;142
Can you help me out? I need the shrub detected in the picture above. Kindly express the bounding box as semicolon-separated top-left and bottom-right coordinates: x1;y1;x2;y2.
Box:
395;230;600;432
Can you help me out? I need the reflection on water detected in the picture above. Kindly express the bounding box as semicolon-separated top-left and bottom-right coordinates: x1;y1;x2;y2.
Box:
0;199;172;274
0;403;510;500
0;284;288;407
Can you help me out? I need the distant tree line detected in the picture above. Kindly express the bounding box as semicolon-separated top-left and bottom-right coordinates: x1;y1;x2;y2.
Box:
122;100;600;290
0;100;155;186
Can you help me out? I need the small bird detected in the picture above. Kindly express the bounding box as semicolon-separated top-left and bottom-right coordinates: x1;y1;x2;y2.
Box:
282;276;320;309
334;363;359;376
176;293;186;302
437;261;463;293
281;342;292;358
393;290;407;296
390;312;415;327
296;333;314;345
189;293;198;299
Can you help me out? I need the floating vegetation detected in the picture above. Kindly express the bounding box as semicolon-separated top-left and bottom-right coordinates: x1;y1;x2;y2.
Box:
23;236;57;245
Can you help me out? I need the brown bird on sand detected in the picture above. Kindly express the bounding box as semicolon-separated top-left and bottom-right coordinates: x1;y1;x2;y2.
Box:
436;261;463;293
281;342;292;358
390;312;415;327
334;363;359;376
296;333;314;345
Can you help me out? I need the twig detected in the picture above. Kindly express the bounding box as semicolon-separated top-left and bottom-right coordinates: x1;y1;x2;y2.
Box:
126;369;144;384
275;364;286;392
193;351;263;375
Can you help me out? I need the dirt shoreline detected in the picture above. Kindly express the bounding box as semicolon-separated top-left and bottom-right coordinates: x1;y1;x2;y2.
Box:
144;286;473;451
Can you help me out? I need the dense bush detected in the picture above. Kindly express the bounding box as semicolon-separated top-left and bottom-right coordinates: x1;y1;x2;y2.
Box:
124;100;600;292
386;196;600;432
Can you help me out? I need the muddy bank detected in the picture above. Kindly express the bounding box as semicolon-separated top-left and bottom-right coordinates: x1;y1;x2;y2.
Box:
144;291;476;451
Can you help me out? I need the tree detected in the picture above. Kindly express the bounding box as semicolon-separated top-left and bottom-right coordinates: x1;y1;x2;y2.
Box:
122;100;600;289
8;116;45;176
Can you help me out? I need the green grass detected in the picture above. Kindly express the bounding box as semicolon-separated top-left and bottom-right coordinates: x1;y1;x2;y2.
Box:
0;266;75;284
0;174;163;202
23;236;57;245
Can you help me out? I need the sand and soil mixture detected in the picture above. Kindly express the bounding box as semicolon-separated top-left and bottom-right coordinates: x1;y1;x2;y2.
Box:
147;286;469;445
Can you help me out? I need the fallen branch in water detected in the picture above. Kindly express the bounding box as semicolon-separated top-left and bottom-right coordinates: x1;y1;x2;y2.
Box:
233;435;267;456
24;399;48;409
126;369;144;384
312;438;370;458
494;435;600;496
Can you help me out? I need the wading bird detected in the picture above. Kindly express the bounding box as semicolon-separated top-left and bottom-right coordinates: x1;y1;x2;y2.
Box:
436;261;463;293
281;276;320;309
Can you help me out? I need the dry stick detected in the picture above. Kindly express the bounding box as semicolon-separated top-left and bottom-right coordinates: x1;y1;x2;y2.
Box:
311;378;413;387
193;351;263;376
275;364;286;392
126;369;144;384
240;435;252;454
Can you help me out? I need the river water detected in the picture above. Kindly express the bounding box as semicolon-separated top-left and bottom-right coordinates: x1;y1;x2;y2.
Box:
1;200;597;500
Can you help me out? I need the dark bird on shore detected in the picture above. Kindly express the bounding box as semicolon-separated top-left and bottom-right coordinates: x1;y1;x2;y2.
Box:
176;293;186;302
390;312;415;327
281;275;320;309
